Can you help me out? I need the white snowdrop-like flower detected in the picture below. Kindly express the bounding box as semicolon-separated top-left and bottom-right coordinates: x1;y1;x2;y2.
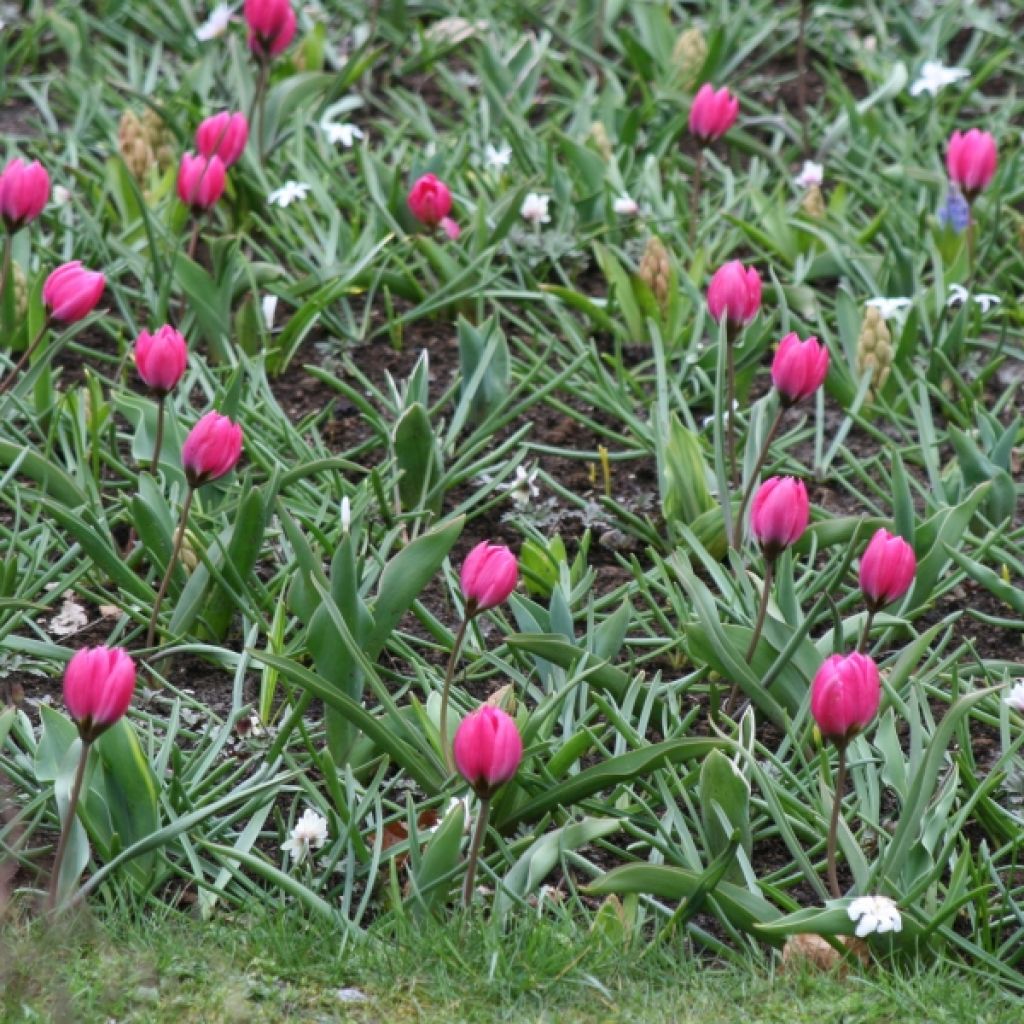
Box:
52;185;71;207
1004;680;1024;713
484;142;512;173
520;192;551;225
909;60;969;97
947;283;969;308
613;194;640;216
196;3;233;42
48;593;88;637
973;292;1001;313
946;284;1001;313
865;296;912;319
508;465;540;506
847;895;902;938
268;181;312;207
340;495;352;534
281;808;329;864
795;160;824;188
321;120;364;148
261;294;278;328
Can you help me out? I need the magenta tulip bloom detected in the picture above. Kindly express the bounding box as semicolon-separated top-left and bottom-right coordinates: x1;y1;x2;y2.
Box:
407;173;460;239
453;706;523;798
707;260;761;326
64;646;137;742
134;325;188;395
771;332;829;403
42;261;105;322
177;153;226;210
244;0;297;57
859;528;916;609
689;84;739;144
810;652;881;742
181;411;243;485
460;541;518;614
196;112;249;167
946;129;997;198
750;476;809;557
0;157;50;232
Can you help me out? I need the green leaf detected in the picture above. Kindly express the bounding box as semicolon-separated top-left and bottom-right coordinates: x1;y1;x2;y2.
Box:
699;751;752;879
408;803;465;917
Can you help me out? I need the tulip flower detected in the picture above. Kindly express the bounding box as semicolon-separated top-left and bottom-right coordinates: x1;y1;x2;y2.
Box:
407;173;460;240
0;157;50;232
750;476;809;558
771;332;829;404
47;646;137;912
810;651;881;898
946;129;997;198
688;84;739;144
177;152;226;210
244;0;297;57
135;325;189;473
196;112;249;167
857;528;916;651
453;705;523;905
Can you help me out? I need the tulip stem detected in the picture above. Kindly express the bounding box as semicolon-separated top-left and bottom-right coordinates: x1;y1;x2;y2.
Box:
725;556;774;714
797;0;810;155
439;615;471;774
250;56;270;164
965;212;976;293
688;147;704;250
44;738;91;913
725;323;739;489
0;234;12;323
462;795;490;908
731;406;783;549
150;394;166;476
858;607;876;654
826;741;848;900
0;317;50;396
146;485;195;649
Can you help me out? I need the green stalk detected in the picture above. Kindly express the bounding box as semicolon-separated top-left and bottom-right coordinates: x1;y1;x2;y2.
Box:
688;146;705;250
462;796;490;908
731;405;783;549
826;741;849;899
725;556;775;713
145;485;195;649
439;615;471;773
150;394;167;475
0;317;50;396
44;739;91;913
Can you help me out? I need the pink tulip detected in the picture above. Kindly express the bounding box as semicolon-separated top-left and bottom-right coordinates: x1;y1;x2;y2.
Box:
946;129;997;197
461;541;518;613
244;0;297;58
859;528;916;609
181;411;243;485
707;260;761;326
689;84;740;144
750;476;809;557
810;652;880;742
64;646;136;742
42;261;105;322
771;332;829;403
134;325;188;395
0;157;50;231
177;153;226;210
453;705;523;798
196;112;249;167
407;173;460;239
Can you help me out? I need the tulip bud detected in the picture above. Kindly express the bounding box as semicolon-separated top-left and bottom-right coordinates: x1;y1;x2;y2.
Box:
810;652;880;742
177;152;226;210
688;83;739;144
181;411;244;486
196;112;249;167
460;541;518;614
771;332;829;404
707;260;761;326
0;157;51;232
407;173;453;228
639;236;672;310
946;128;997;199
134;325;188;395
453;705;523;799
42;261;106;323
63;646;136;742
857;306;893;395
750;476;809;558
672;27;708;89
244;0;297;58
859;528;916;609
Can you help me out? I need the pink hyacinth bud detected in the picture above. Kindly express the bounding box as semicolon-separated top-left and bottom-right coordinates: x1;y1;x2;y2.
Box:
453;705;523;799
63;646;137;742
771;332;829;403
244;0;297;58
707;260;761;326
460;541;518;614
946;129;997;197
0;157;51;231
196;112;249;167
42;261;105;323
134;325;188;395
177;152;226;210
688;84;740;144
181;411;244;486
407;173;454;228
750;476;809;558
810;652;881;743
859;528;916;609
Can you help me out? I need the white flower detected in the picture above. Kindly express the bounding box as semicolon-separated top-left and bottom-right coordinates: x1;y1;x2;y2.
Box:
520;192;551;225
321;120;364;148
795;160;824;188
909;60;969;97
281;808;329;864
508;465;540;506
947;283;969;308
52;185;71;207
1004;681;1024;712
847;895;902;938
484;142;512;173
48;593;88;637
261;294;278;328
865;296;912;319
613;194;640;216
946;284;1001;313
974;292;1000;313
268;181;311;207
196;3;232;42
340;496;352;534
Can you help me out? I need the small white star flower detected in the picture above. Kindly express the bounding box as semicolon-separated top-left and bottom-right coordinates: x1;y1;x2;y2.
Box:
847;895;902;938
946;284;1001;313
947;283;969;308
795;160;824;188
340;495;352;534
973;292;1001;313
484;142;512;173
196;3;233;42
321;120;364;148
866;296;912;319
520;192;551;225
52;185;71;207
613;194;640;216
261;294;278;328
1004;680;1024;712
281;808;329;864
909;60;969;97
268;181;311;207
508;465;540;506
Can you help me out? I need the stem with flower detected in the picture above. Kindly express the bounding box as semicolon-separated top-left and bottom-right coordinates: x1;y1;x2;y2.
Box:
44;739;91;913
